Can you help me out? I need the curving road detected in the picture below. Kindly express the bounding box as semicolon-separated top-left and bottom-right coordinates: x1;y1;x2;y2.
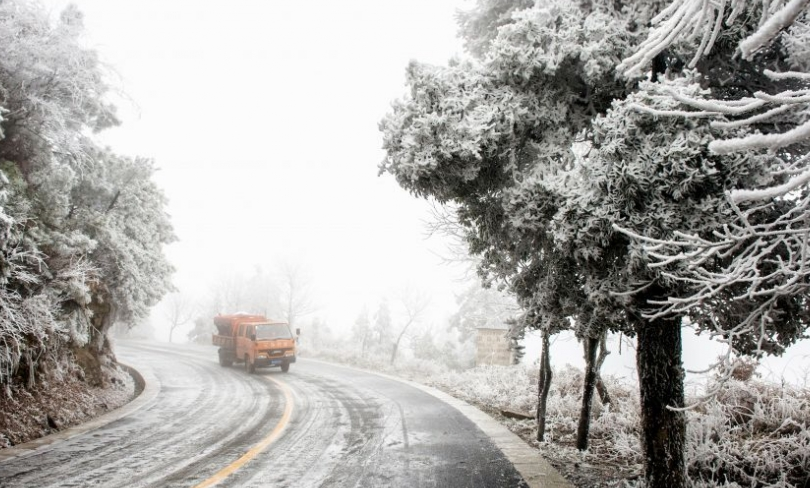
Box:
0;341;537;487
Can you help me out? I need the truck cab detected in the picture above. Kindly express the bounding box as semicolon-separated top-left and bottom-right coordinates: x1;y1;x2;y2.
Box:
236;321;297;373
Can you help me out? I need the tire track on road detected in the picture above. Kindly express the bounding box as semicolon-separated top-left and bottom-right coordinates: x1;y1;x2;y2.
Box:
0;343;288;488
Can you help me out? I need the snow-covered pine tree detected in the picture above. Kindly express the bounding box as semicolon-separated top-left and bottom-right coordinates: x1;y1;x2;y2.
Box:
379;0;809;486
372;299;393;353
0;1;174;388
352;305;372;357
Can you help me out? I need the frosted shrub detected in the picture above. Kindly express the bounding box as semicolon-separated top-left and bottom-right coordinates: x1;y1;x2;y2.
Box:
686;380;810;487
299;338;459;381
304;336;809;486
430;363;641;447
431;364;538;414
429;362;809;487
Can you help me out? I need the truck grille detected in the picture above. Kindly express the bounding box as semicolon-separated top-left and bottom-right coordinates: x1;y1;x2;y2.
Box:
263;348;292;356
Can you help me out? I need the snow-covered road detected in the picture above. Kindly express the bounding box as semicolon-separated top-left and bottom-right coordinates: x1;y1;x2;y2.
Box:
0;341;529;487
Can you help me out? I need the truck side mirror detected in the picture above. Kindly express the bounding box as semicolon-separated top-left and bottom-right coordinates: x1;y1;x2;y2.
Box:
250;333;256;341
296;328;301;336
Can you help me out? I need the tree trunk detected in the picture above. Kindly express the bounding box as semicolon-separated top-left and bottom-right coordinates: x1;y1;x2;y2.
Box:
595;374;611;406
286;279;295;327
536;330;552;441
390;321;412;365
633;288;687;488
390;342;399;365
24;350;36;389
595;331;612;407
576;335;599;450
77;292;118;387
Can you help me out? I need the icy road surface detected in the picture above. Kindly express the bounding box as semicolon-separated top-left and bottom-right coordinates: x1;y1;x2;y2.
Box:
0;341;528;487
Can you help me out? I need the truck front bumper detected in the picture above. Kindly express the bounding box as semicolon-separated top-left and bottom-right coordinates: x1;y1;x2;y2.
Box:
254;355;296;367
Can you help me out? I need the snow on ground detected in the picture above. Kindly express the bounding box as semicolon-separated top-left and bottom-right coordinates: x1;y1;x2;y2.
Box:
303;342;810;487
3;336;807;487
0;364;134;448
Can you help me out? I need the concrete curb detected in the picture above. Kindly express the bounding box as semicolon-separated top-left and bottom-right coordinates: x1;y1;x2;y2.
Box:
304;358;573;488
0;361;161;463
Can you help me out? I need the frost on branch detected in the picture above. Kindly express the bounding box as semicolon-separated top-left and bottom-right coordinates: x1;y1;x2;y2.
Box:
619;0;810;78
379;60;547;201
614;1;810;370
487;0;633;84
616;189;810;360
621;0;810;196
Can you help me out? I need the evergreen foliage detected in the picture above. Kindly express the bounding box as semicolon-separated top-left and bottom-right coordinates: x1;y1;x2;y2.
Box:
0;1;174;390
380;0;810;486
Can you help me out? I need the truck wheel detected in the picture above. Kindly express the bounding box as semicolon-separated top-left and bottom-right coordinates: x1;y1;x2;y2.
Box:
245;355;255;374
281;362;290;373
218;351;232;367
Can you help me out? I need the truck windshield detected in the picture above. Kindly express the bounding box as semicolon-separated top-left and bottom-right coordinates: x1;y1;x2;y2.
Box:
255;323;292;340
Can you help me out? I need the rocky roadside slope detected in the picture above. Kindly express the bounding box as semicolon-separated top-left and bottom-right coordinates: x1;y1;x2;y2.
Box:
0;364;135;448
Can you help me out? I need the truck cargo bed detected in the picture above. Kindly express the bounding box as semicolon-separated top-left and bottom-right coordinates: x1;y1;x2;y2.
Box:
212;334;234;348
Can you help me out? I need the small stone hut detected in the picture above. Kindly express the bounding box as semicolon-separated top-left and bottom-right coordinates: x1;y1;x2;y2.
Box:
475;327;513;366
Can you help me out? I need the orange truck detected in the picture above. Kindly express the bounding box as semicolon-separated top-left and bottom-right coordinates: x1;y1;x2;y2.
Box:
212;314;298;373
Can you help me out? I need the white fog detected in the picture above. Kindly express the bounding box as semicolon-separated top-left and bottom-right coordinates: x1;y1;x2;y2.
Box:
3;2;810;487
39;0;808;386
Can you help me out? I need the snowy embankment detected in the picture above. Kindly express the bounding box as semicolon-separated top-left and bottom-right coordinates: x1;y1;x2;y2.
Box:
302;344;810;488
0;364;135;448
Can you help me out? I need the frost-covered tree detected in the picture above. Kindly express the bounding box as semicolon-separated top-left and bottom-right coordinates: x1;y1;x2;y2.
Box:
412;327;443;361
613;0;810;377
379;0;805;485
372;299;393;350
187;317;213;345
389;288;430;365
204;267;279;317
381;0;657;458
0;1;173;389
243;266;281;316
64;147;174;382
383;0;810;482
201;262;317;330
207;272;256;314
163;293;196;343
351;305;372;357
277;260;318;327
448;283;518;337
302;316;329;349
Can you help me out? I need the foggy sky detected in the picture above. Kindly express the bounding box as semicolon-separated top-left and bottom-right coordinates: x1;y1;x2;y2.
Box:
43;0;472;334
39;0;810;384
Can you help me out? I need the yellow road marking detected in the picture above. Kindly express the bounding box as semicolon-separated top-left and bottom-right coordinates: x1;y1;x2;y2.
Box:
194;376;294;488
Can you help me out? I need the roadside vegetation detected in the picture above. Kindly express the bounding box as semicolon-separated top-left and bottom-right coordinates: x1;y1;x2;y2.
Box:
300;335;810;488
0;0;172;444
379;1;810;487
3;2;810;488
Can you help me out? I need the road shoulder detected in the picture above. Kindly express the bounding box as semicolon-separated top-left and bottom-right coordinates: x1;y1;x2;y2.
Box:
0;360;160;463
304;358;573;488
